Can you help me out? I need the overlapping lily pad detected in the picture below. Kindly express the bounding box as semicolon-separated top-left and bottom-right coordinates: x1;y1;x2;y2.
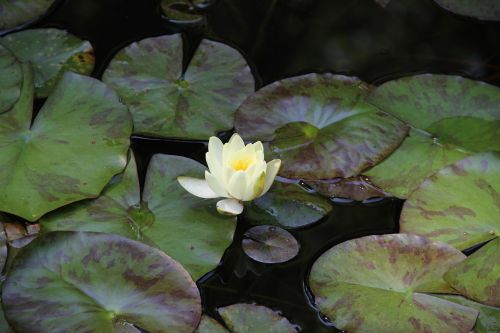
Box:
0;0;56;30
244;181;332;228
437;295;500;333
0;65;131;221
0;44;22;114
234;73;408;180
444;238;499;306
242;225;299;263
42;154;236;280
195;315;229;333
0;298;13;333
305;176;389;201
309;234;478;332
365;74;500;198
103;34;254;139
218;304;298;333
433;0;500;21
2;231;201;333
161;0;211;24
400;152;499;250
1;28;95;97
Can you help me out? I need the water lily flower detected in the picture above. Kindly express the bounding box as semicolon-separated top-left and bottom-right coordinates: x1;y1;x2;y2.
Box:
178;134;281;216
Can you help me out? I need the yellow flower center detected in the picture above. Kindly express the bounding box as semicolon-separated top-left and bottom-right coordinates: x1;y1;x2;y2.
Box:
230;157;254;171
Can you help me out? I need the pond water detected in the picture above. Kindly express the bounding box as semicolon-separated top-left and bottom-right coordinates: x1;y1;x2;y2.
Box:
13;0;500;331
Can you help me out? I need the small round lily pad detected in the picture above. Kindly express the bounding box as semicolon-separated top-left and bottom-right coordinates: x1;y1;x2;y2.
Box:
0;43;22;114
218;303;298;333
400;152;499;251
242;225;299;264
1;28;95;97
2;231;202;333
433;0;500;21
160;0;206;24
0;0;56;30
309;234;478;332
444;238;499;306
103;34;254;139
234;73;408;180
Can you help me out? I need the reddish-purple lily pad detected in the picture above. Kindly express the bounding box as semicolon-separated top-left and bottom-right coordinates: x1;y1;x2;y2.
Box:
242;225;299;264
309;234;478;332
305;176;390;201
234;73;408;180
2;231;202;333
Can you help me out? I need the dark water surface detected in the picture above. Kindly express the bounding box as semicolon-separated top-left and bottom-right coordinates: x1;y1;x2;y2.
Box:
9;0;500;331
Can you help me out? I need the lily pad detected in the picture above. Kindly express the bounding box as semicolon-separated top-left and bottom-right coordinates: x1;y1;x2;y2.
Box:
160;0;205;24
103;34;254;139
234;73;408;180
0;298;14;333
1;28;95;97
244;181;332;228
42;154;236;280
0;0;56;30
400;152;499;250
433;0;500;21
2;231;201;333
444;238;499;306
195;315;229;333
365;74;500;198
242;225;299;264
309;234;478;332
0;65;132;221
218;303;298;333
0;44;22;114
0;222;6;273
305;176;389;201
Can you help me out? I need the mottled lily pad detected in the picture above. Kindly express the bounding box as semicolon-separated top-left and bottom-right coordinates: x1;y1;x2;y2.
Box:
234;73;408;180
309;234;478;332
218;304;297;333
0;298;14;333
160;0;207;24
0;65;131;221
2;231;201;333
305;176;389;201
0;0;56;30
437;295;500;333
103;34;254;139
195;315;229;333
242;225;299;264
244;181;332;228
365;74;500;198
400;152;499;250
1;28;95;97
434;0;500;21
42;154;236;280
0;44;22;114
444;238;499;306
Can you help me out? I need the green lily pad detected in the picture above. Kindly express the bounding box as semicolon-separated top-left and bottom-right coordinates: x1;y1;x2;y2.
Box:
0;298;14;333
433;0;500;21
444;238;499;306
242;225;299;264
400;152;499;250
309;234;478;332
160;0;204;24
244;181;332;228
437;295;500;333
1;28;95;97
0;65;132;221
103;34;254;139
195;315;229;333
0;44;22;114
0;222;7;273
218;304;297;333
42;154;236;280
0;0;55;30
2;231;201;333
234;73;408;180
365;74;500;198
305;176;389;201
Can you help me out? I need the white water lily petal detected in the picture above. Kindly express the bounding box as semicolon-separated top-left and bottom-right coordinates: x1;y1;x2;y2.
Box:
216;198;244;216
253;141;264;152
227;171;247;200
177;176;219;199
228;133;245;150
261;159;281;196
205;171;229;197
206;152;223;181
208;136;223;161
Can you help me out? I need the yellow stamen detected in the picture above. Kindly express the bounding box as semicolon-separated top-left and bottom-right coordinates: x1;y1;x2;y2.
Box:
230;157;253;171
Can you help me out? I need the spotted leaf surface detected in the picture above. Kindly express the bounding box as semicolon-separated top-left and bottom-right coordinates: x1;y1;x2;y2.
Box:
242;225;299;263
306;176;389;201
1;28;95;97
0;0;55;30
195;315;229;333
400;152;499;250
0;66;132;221
234;73;408;180
434;0;500;21
42;154;236;280
444;238;499;306
218;304;297;333
2;232;201;333
0;44;22;114
309;234;478;332
103;34;254;139
366;74;500;198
